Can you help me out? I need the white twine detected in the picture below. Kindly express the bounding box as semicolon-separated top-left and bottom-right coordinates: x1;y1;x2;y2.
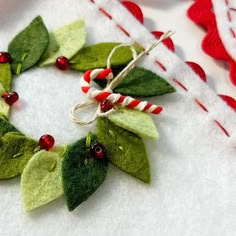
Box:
70;31;174;125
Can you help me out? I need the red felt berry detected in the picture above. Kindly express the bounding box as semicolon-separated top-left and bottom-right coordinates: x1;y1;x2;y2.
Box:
39;134;55;151
0;52;12;64
90;143;106;160
100;99;114;113
55;56;70;70
1;91;19;105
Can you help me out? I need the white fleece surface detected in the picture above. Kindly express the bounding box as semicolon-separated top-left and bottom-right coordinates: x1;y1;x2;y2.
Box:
213;0;236;61
0;0;236;235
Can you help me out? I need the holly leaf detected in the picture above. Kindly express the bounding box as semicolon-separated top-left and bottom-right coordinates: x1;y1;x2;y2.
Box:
70;42;143;71
108;106;159;139
40;19;86;66
0;115;19;137
0;132;38;179
0;64;12;91
96;118;151;183
114;67;175;97
0;83;10;117
62;134;108;211
8;16;49;74
21;147;65;212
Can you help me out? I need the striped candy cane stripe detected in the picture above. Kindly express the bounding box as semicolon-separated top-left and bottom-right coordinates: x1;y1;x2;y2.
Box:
80;69;163;114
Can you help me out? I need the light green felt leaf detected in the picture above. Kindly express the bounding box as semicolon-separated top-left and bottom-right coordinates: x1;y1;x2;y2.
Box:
114;67;176;97
96;118;151;183
0;64;12;91
8;16;49;74
62;134;108;211
0;83;10;117
108;107;158;139
21;147;66;212
40;19;86;66
0;115;19;137
0;132;38;179
70;42;143;71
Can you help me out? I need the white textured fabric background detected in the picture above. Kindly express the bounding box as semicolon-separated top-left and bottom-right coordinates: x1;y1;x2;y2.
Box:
0;0;236;235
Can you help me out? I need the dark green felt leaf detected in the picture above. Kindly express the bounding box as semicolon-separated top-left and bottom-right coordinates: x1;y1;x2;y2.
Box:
0;64;12;91
70;42;143;71
114;67;175;97
0;115;19;137
8;16;49;74
62;134;108;211
0;132;38;179
96;118;151;183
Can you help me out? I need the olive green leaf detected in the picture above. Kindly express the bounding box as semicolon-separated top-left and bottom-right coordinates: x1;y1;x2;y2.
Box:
0;115;19;137
96;118;151;183
0;132;38;179
0;83;10;117
8;16;49;74
62;134;108;211
0;64;12;91
114;67;175;97
21;147;66;212
40;19;86;66
70;42;143;71
108;106;158;139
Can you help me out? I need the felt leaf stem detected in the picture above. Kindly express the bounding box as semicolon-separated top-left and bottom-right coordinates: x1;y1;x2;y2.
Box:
8;16;49;74
96;118;151;183
62;134;108;211
40;19;86;66
21;147;65;212
0;132;38;179
108;106;159;139
70;42;143;71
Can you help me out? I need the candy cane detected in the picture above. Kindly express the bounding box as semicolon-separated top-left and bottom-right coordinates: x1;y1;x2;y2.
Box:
80;68;163;115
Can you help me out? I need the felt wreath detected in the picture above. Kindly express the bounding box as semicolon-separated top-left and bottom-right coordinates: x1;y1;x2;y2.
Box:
0;16;175;212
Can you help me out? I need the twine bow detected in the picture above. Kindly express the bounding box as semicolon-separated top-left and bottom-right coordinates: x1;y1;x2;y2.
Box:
70;31;174;125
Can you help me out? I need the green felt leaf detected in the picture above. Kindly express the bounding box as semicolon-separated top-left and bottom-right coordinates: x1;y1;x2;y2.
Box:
114;67;175;97
108;106;158;139
21;147;66;212
62;134;108;211
96;118;151;183
0;132;38;179
0;64;12;91
8;16;49;74
0;115;18;137
70;42;143;71
40;19;86;66
0;83;10;117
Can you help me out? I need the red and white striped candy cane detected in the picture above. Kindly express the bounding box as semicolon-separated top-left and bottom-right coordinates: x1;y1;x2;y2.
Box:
80;68;163;115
